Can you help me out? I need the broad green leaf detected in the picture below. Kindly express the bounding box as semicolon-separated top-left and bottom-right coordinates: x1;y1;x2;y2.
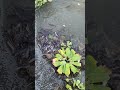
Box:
55;54;63;60
57;65;63;74
71;62;81;67
66;48;71;58
66;84;72;90
59;61;66;74
71;49;76;56
70;64;79;74
86;55;97;75
78;83;85;90
53;61;60;67
90;84;111;90
58;49;65;56
60;61;66;65
66;78;70;82
71;54;81;61
86;55;97;68
73;80;76;87
76;80;80;86
65;63;70;77
43;0;47;3
52;58;58;62
99;66;111;75
89;67;110;83
62;64;66;73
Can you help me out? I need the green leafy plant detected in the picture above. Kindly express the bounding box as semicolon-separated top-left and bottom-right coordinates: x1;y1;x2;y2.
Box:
35;0;52;8
52;41;82;77
65;78;85;90
86;55;111;90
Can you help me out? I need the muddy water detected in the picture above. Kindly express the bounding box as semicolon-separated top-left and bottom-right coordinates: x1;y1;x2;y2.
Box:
35;0;85;90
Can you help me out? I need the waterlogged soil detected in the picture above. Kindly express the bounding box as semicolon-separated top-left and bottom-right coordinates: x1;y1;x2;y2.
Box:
35;0;85;90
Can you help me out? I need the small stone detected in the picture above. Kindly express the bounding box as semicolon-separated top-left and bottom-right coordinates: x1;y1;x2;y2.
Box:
63;25;66;27
43;54;53;59
78;3;80;6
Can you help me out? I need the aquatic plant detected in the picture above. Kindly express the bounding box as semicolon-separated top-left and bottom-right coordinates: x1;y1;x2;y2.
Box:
52;41;82;77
